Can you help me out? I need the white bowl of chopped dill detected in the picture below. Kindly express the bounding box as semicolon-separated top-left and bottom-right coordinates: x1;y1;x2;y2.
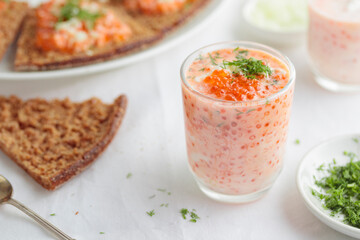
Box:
297;134;360;239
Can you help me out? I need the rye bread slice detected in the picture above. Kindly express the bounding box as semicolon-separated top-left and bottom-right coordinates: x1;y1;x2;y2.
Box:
0;95;127;190
115;0;210;34
14;0;209;71
14;5;162;71
0;1;28;61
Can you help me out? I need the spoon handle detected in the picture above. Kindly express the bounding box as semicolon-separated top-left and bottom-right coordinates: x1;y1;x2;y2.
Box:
7;198;75;240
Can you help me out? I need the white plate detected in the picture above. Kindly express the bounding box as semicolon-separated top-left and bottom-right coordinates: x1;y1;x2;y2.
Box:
297;134;360;239
0;0;228;81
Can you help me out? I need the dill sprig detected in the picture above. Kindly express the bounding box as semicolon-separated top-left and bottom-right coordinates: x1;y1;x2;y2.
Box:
222;57;272;80
57;0;102;29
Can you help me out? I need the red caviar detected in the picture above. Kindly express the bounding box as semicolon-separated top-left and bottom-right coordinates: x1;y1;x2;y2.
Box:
36;0;132;53
203;69;271;101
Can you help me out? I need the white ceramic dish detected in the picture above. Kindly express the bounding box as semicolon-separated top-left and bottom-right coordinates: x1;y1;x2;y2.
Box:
0;0;227;81
242;0;307;46
297;134;360;239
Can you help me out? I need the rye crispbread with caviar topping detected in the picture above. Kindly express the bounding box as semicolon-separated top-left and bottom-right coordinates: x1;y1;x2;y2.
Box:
0;1;28;61
0;95;127;190
14;0;209;71
112;0;210;33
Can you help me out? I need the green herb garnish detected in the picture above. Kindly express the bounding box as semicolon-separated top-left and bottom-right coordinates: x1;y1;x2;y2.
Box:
312;151;360;228
208;53;217;66
126;172;132;179
235;50;249;59
146;210;155;217
57;0;102;29
353;138;359;143
50;213;56;216
99;232;105;235
223;57;272;80
295;139;300;145
217;122;224;128
189;211;200;223
180;208;200;223
180;208;189;219
317;164;324;171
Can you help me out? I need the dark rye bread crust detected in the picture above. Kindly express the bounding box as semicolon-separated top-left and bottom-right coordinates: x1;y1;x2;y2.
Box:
0;95;127;190
116;0;210;34
46;95;127;190
0;2;28;61
14;0;209;71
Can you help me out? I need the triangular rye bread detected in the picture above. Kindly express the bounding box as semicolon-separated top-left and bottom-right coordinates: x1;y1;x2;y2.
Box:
14;0;209;71
0;95;127;190
111;0;210;34
0;1;28;61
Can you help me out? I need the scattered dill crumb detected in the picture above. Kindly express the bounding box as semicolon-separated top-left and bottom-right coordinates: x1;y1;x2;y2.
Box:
189;212;200;223
180;208;189;219
157;188;166;192
126;173;132;179
353;138;359;143
148;194;156;199
50;213;56;216
99;232;105;235
180;208;200;223
295;139;300;145
146;210;155;217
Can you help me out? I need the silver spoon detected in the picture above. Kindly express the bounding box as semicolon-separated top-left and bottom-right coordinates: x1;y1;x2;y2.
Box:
0;175;75;240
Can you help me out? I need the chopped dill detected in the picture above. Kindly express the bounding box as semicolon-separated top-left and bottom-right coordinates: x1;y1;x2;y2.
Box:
312;151;360;228
146;210;155;217
222;57;272;79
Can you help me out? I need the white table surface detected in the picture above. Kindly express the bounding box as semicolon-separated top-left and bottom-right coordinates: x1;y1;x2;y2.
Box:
1;0;360;239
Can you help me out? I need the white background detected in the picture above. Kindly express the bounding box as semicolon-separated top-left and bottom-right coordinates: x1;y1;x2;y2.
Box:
1;0;360;239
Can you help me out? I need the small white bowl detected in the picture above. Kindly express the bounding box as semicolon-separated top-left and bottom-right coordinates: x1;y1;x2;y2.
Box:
242;0;307;46
297;134;360;239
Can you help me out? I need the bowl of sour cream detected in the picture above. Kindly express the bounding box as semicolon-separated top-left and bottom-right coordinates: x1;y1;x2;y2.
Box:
242;0;308;46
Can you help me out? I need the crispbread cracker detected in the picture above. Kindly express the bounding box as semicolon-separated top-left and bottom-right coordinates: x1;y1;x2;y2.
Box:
116;0;210;34
0;1;28;61
0;95;127;190
14;0;209;71
14;6;161;71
